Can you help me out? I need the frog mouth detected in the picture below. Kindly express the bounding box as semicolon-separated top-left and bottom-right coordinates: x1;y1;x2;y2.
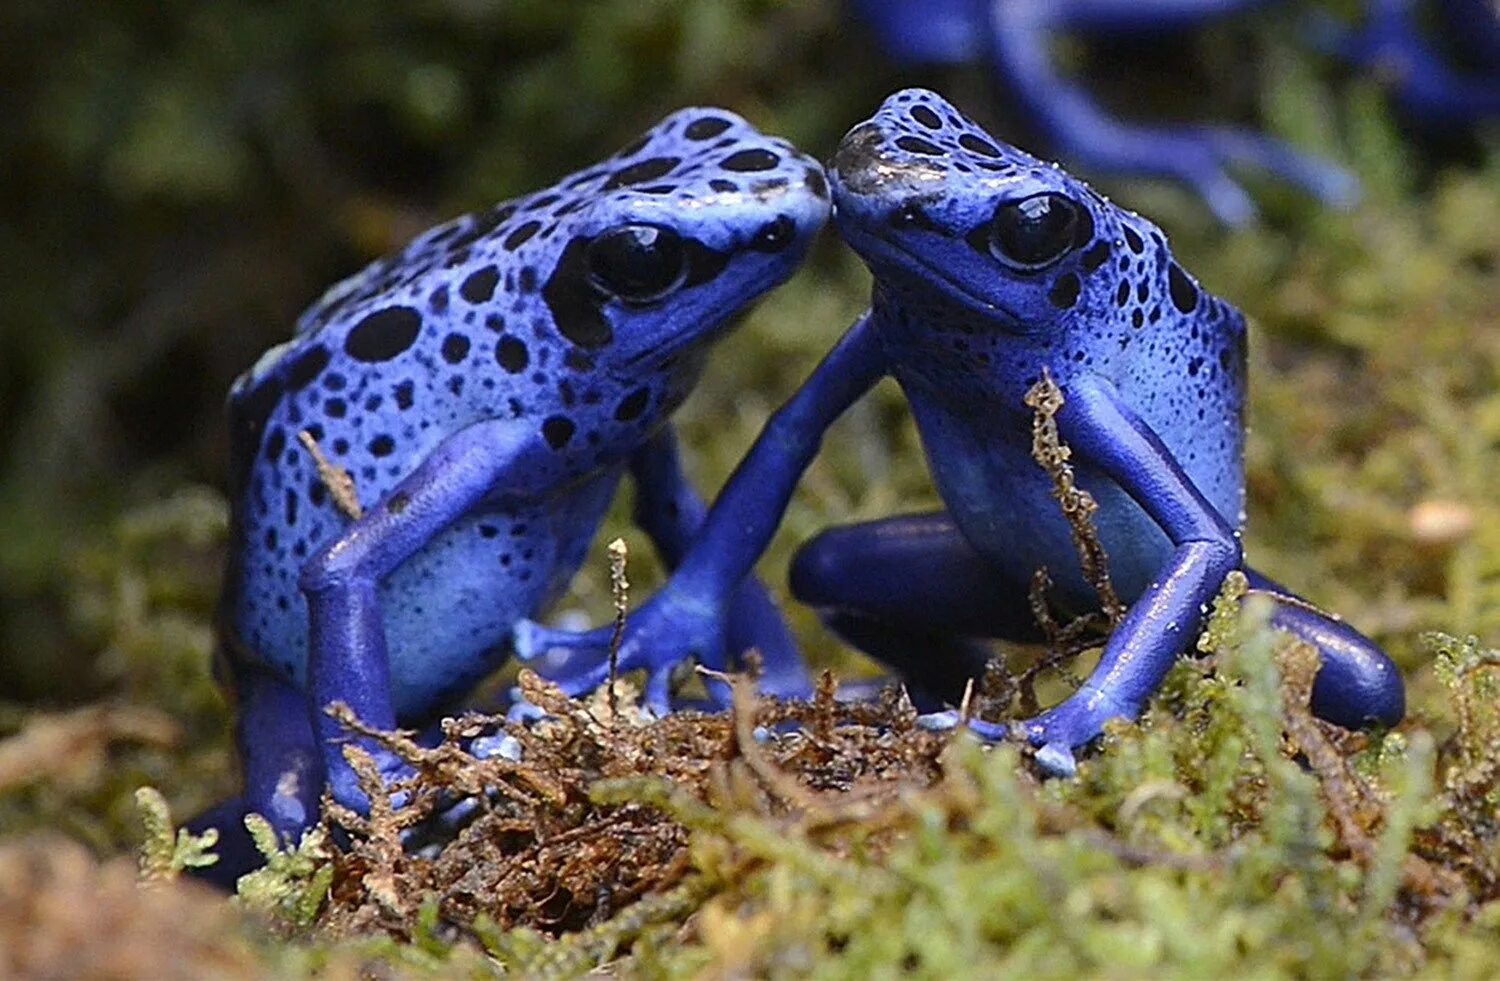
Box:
614;264;786;373
616;318;727;373
844;226;1027;327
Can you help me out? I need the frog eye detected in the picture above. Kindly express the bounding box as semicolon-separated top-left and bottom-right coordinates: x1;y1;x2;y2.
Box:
586;224;689;304
987;193;1081;271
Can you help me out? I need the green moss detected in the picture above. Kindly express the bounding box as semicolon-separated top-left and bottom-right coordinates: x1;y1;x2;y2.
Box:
585;606;1493;979
135;786;221;882
233;815;336;929
0;489;232;849
1;0;1497;975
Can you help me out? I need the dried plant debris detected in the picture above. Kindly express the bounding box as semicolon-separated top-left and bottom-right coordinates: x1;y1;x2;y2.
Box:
1414;633;1500;904
10;615;1497;978
308;670;947;951
298;430;363;521
1024;369;1126;627
214;370;1498;974
0;705;179;796
213;610;1494;978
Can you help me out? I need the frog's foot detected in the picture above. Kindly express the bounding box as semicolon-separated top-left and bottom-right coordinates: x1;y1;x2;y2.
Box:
1059;123;1358;225
1200;126;1360;211
918;712;1081;776
628;427;814;703
325;741;418;818
1013;685;1135;777
916;709;1010;742
1309;2;1500;126
511;618;615;665
916;711;1076;774
510;622;690;719
511;593;730;716
917;682;1133;777
989;5;1360;224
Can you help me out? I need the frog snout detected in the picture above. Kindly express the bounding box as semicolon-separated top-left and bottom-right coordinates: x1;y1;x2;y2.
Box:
830;123;888;196
758;165;833;248
830;122;947;209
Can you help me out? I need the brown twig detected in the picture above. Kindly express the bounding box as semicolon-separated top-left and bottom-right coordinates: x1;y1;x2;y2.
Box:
607;537;629;723
299;429;362;520
1275;642;1455;905
1024;369;1125;625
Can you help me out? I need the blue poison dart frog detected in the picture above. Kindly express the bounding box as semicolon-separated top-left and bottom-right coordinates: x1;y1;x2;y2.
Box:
846;0;1360;225
193;108;830;883
1311;0;1500;126
521;89;1404;777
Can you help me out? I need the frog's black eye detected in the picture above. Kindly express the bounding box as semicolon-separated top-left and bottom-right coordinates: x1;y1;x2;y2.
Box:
586;224;688;304
988;193;1081;271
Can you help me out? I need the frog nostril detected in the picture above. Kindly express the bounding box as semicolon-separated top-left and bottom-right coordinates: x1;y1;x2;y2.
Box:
750;215;796;252
889;202;939;232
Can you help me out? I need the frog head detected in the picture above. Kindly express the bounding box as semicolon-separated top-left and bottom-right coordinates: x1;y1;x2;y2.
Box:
522;109;830;373
829;89;1209;345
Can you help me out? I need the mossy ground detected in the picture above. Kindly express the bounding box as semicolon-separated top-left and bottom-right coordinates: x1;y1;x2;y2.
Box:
1;1;1497;976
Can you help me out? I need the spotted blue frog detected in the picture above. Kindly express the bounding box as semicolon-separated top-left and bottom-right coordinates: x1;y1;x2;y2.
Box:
527;89;1404;776
206;109;829;864
847;0;1361;225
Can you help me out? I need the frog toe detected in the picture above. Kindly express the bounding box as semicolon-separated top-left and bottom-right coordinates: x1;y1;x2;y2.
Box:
916;710;1010;742
917;709;963;732
1033;742;1079;778
513;619;612;662
470;732;524;761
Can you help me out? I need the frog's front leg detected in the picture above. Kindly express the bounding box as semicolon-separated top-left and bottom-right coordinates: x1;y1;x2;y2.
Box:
515;314;889;713
1014;374;1242;775
991;0;1358;224
628;426;811;702
300;418;551;812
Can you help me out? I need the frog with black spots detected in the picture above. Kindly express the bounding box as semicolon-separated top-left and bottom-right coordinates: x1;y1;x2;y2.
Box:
202;107;829;880
525;89;1403;777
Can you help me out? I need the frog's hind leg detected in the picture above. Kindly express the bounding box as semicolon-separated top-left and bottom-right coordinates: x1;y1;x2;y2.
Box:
1244;569;1404;729
789;511;1043;708
990;0;1358;224
188;662;324;888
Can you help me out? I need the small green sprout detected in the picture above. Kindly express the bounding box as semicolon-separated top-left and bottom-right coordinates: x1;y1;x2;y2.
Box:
234;812;334;928
135;785;219;882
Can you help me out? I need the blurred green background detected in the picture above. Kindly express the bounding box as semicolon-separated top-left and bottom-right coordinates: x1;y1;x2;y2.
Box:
0;0;1494;796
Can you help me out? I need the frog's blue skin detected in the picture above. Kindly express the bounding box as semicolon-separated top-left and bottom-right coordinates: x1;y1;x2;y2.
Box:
195;108;829;883
846;0;1359;225
521;89;1405;777
1312;0;1500;126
